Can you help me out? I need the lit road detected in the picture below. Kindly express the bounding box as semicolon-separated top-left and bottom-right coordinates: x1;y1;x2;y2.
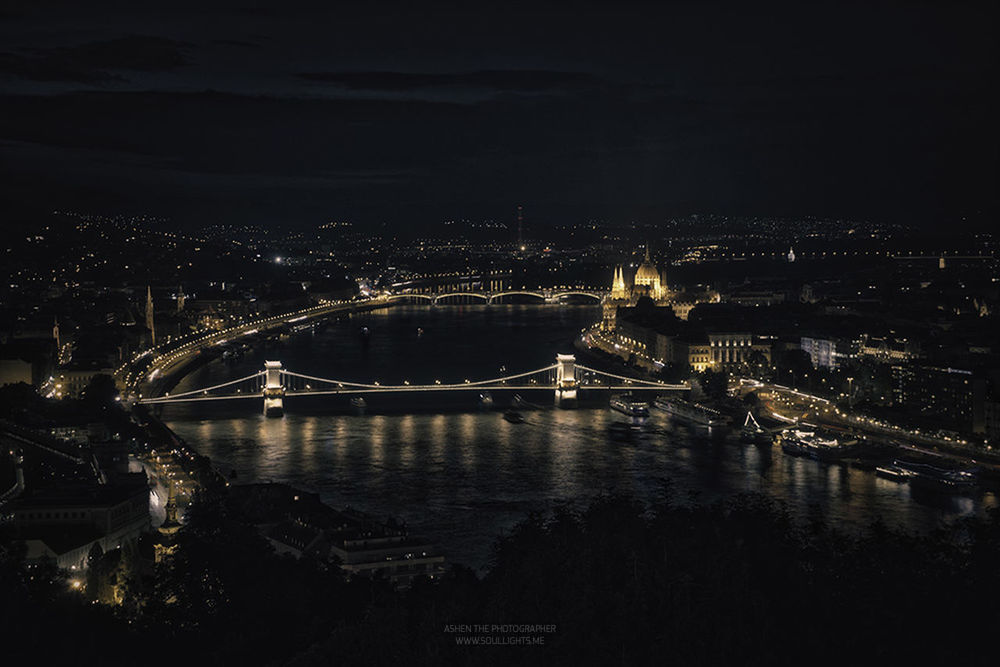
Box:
117;296;391;398
738;378;1000;471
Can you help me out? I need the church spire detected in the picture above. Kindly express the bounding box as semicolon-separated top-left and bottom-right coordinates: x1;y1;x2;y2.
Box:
611;265;627;300
163;481;179;528
155;480;182;562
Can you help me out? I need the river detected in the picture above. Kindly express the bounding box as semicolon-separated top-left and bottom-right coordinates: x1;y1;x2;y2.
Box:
162;305;997;569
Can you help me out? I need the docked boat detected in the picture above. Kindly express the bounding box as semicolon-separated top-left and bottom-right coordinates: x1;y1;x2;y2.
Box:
350;396;367;412
740;411;771;444
778;428;859;460
875;463;915;481
479;391;494;407
895;461;977;490
610;394;650;422
503;410;525;424
654;396;728;427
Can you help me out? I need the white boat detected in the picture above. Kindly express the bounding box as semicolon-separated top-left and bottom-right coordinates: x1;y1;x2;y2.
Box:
779;428;858;460
610;394;649;423
654;397;728;427
875;464;914;481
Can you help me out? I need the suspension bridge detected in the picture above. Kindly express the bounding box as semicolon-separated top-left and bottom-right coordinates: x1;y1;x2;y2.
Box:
138;354;687;416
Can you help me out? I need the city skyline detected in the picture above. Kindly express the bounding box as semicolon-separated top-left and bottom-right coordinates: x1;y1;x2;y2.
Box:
2;3;999;665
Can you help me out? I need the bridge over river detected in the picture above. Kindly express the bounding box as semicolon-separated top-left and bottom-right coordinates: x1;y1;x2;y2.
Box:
140;355;687;416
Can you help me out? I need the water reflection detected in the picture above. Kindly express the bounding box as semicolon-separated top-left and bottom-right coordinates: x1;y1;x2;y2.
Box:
164;306;998;569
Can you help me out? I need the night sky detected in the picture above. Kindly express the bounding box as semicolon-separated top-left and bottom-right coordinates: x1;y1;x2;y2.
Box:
1;2;996;231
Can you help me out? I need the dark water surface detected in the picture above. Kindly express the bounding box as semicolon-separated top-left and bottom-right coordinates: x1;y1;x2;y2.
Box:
163;306;997;569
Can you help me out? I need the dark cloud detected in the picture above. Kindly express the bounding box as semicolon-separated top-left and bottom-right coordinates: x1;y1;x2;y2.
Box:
55;35;191;71
0;3;995;230
0;51;119;83
212;39;262;49
298;70;605;94
0;35;190;83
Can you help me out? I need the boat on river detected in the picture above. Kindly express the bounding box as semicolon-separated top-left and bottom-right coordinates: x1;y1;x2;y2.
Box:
740;411;771;444
503;410;525;424
875;463;914;481
778;427;859;460
894;460;977;490
654;396;728;427
610;394;649;424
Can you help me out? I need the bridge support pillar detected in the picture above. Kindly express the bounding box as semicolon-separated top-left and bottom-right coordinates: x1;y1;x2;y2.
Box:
263;360;285;417
555;353;578;408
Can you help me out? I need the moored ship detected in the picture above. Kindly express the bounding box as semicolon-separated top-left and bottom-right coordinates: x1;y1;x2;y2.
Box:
740;411;771;444
875;463;914;481
654;396;728;427
778;427;859;460
610;394;649;424
894;461;977;490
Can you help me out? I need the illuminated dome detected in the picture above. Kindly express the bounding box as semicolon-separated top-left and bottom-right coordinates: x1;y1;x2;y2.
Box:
633;246;663;298
635;261;660;285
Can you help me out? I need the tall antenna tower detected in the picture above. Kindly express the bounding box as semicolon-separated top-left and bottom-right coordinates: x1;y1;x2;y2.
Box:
516;204;524;250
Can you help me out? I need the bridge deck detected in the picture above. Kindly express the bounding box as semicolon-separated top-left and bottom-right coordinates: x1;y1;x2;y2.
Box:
140;384;686;404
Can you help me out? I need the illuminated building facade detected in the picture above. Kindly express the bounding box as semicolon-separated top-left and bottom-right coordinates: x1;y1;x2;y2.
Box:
10;482;150;570
632;247;665;300
603;246;718;329
800;336;844;370
709;333;756;366
857;334;920;363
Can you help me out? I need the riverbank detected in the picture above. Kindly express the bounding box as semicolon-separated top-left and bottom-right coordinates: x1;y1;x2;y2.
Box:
137;298;395;401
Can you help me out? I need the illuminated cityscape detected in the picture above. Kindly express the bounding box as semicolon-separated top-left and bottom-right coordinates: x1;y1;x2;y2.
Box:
1;2;998;665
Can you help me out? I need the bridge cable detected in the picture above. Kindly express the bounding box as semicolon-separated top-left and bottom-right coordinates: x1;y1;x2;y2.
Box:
149;371;265;400
281;364;559;390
